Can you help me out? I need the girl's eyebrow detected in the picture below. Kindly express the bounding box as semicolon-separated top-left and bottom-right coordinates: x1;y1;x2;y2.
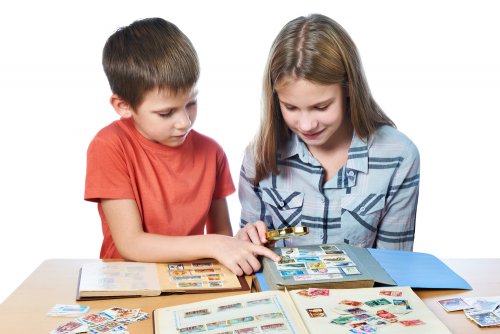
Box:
312;98;334;106
279;97;334;107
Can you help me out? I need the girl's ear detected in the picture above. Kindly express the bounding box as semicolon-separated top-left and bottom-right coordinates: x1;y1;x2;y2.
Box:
343;85;350;98
110;94;133;118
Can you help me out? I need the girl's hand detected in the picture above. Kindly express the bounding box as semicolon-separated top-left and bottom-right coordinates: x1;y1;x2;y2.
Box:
235;220;269;245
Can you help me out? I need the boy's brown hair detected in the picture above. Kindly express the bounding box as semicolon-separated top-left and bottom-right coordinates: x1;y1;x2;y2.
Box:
102;17;199;110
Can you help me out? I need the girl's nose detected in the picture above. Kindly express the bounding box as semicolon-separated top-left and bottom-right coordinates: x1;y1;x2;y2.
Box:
298;113;317;132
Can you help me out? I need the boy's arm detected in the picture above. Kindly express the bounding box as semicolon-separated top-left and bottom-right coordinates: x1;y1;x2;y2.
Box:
101;198;280;275
206;198;232;235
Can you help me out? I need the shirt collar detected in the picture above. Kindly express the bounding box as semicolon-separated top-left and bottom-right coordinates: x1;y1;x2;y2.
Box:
279;131;369;173
346;131;369;174
279;133;320;166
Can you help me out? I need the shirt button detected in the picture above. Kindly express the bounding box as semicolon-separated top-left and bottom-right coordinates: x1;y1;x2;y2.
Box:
360;207;366;212
348;170;355;177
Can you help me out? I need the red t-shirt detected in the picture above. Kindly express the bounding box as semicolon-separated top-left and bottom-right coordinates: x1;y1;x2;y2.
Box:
85;118;235;258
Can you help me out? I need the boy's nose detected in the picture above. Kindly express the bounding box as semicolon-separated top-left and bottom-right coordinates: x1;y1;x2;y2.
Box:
176;110;192;129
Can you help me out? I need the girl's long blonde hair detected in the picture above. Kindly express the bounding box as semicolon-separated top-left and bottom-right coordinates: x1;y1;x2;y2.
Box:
253;14;394;183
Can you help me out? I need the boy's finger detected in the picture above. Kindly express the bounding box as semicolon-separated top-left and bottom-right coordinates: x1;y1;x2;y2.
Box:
247;255;262;273
238;260;254;276
253;245;280;262
228;263;244;276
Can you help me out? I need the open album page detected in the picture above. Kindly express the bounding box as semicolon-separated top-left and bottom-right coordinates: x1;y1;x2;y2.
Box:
288;286;452;333
153;290;308;333
79;262;161;297
158;260;244;292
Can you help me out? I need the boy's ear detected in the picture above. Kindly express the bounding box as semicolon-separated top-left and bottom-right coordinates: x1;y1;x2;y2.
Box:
110;94;133;118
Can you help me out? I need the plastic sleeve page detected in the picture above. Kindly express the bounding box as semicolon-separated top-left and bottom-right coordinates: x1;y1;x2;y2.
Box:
158;260;244;292
154;290;309;333
79;261;161;297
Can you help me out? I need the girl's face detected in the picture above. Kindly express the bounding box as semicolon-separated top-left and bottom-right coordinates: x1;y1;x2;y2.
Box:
275;78;349;151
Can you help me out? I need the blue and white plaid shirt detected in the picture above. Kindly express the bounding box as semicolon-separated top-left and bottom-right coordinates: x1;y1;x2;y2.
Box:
239;125;420;250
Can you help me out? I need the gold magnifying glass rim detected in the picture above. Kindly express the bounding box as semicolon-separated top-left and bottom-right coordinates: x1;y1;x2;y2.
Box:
265;226;309;241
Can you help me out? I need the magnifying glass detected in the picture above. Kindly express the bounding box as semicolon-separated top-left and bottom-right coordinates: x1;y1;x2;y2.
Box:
265;226;309;241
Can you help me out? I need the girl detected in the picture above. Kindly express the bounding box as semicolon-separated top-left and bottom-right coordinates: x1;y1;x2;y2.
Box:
236;14;419;250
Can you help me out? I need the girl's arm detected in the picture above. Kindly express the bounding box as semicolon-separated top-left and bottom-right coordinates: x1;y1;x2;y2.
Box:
376;143;420;250
235;149;271;245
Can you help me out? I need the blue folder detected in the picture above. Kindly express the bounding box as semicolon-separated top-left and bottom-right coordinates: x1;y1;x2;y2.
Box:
256;247;472;291
367;248;472;290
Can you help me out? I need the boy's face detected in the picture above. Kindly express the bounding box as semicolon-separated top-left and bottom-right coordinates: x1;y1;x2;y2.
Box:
127;87;198;147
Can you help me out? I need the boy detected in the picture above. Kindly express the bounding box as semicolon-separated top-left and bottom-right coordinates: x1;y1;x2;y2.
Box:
85;18;279;276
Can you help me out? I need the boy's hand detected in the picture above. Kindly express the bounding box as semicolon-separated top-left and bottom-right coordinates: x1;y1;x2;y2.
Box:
210;235;280;276
235;220;269;245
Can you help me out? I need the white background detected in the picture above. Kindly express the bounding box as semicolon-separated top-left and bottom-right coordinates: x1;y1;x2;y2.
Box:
1;0;499;303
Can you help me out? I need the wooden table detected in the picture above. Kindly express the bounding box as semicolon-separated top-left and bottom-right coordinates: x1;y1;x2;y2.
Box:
415;258;500;333
0;258;499;333
0;259;253;333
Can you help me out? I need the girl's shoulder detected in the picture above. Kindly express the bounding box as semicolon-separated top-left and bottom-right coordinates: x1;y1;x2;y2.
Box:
370;125;419;157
